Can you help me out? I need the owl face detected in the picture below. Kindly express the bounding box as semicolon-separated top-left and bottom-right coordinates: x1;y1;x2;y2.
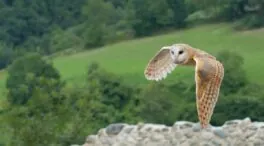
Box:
170;44;189;64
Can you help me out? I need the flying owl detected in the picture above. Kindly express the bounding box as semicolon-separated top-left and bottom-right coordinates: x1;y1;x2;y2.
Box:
144;43;224;129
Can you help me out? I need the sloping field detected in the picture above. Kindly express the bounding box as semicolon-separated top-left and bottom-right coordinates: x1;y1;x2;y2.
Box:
53;24;264;86
1;23;264;102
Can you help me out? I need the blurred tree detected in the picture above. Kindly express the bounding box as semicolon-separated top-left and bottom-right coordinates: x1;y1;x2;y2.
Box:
6;52;62;105
166;0;188;27
127;0;188;36
104;0;128;8
187;0;264;28
87;62;135;110
212;94;264;125
216;50;248;95
82;0;122;48
0;0;86;54
137;82;186;125
0;42;14;69
4;86;67;146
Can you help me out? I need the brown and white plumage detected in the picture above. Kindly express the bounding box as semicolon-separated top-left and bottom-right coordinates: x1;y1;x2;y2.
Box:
144;43;224;128
144;46;177;81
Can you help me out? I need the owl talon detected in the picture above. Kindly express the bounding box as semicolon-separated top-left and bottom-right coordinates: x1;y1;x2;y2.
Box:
192;122;212;132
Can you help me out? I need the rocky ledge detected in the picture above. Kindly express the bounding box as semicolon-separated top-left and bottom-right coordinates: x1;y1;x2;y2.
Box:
73;117;264;146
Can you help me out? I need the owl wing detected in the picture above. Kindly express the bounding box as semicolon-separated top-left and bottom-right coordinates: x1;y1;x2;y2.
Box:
193;54;224;128
195;48;216;60
144;47;177;81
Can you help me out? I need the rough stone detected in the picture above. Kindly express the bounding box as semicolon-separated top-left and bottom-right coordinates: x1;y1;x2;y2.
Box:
86;135;97;144
74;117;264;146
212;127;226;138
105;123;127;135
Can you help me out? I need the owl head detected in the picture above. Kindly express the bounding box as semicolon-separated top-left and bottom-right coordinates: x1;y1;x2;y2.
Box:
169;44;192;64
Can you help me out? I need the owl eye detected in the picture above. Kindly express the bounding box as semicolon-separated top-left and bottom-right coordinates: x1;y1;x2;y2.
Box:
171;50;174;55
179;50;184;55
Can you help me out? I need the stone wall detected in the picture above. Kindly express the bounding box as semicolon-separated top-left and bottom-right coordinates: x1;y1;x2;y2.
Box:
73;117;264;146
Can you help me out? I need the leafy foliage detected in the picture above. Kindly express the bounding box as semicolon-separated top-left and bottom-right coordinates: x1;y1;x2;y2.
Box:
0;42;14;69
186;0;264;28
137;82;177;125
216;50;248;95
126;0;187;36
6;52;62;105
213;94;264;125
87;62;135;110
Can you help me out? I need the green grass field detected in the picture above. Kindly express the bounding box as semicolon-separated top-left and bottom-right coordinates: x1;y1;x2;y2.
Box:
53;23;264;85
1;23;264;104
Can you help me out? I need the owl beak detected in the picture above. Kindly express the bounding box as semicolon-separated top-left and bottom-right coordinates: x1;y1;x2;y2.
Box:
173;60;180;64
174;59;184;64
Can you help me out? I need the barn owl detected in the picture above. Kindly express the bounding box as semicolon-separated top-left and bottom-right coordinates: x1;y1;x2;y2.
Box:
144;43;224;129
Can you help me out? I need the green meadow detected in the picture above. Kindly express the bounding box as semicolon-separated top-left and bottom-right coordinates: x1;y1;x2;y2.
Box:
1;23;264;104
53;24;264;86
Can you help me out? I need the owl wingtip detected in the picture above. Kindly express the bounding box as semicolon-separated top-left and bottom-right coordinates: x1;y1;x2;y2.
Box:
144;72;162;81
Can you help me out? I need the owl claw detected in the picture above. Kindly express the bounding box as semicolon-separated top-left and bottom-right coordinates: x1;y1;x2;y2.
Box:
192;122;212;132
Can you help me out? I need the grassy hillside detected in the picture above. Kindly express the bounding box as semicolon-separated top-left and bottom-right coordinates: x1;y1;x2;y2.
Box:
1;23;264;102
54;23;264;85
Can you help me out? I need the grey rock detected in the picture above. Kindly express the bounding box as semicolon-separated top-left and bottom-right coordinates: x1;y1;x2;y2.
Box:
173;130;183;139
184;131;194;138
239;117;252;131
173;121;194;130
100;136;114;145
211;140;222;146
121;125;135;134
192;123;202;132
162;127;169;132
224;120;240;126
105;123;127;135
137;122;144;130
86;135;97;144
150;134;164;141
201;130;214;140
212;127;227;138
74;117;264;146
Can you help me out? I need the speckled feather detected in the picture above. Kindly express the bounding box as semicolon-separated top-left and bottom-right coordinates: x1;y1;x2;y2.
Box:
194;55;224;128
144;44;224;129
144;48;177;81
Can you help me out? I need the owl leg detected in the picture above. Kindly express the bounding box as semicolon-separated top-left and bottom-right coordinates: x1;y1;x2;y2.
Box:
192;123;227;138
192;122;212;132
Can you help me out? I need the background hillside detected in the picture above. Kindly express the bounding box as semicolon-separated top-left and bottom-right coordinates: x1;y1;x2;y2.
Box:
0;0;264;145
1;24;264;98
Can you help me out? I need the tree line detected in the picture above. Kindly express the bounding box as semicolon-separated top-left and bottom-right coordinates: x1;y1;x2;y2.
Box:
0;0;263;69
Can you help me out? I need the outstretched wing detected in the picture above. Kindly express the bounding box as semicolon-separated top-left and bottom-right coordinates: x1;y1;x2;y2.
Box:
195;48;216;60
193;55;224;128
144;47;177;81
